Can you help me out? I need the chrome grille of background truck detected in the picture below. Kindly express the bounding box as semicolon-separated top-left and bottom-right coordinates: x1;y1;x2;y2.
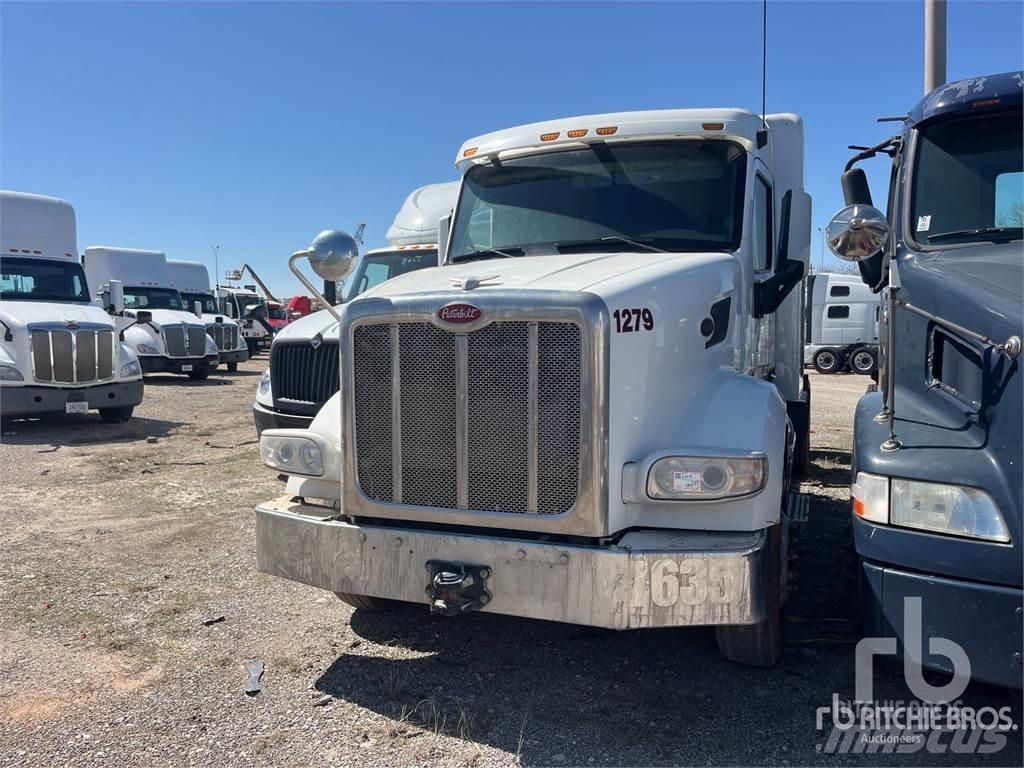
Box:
206;323;238;352
30;327;115;384
162;325;208;358
352;319;583;515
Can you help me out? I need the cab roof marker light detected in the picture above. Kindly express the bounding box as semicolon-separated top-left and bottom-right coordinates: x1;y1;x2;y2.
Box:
595;126;618;136
971;98;1001;109
463;147;478;158
702;122;725;130
567;129;588;139
540;132;560;142
851;472;889;524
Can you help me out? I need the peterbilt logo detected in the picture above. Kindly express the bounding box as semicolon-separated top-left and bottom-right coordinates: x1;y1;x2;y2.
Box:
437;303;482;324
64;320;80;330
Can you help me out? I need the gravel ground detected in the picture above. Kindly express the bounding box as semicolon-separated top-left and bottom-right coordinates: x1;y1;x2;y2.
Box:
1;363;1020;767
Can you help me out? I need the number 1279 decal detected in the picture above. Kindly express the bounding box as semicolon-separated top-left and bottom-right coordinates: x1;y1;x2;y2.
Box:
613;307;654;333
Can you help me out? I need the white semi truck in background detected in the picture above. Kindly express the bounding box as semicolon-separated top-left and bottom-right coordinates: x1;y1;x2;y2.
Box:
255;109;811;666
167;259;250;372
0;191;144;423
253;182;458;437
803;272;879;374
217;285;275;356
83;247;220;380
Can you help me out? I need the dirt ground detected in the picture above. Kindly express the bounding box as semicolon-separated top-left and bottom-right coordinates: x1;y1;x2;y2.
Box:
1;363;1020;767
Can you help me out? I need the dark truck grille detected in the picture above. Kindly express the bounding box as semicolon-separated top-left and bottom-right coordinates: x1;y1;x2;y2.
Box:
206;323;239;352
270;340;340;415
31;328;115;384
352;321;582;515
162;325;208;358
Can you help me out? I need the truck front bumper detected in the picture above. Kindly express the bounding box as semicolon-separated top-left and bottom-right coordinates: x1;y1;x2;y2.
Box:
218;348;249;365
139;354;219;375
255;496;770;629
1;380;144;417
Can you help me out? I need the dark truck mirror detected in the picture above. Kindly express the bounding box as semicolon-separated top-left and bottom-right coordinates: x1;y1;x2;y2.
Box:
753;190;806;318
839;167;886;291
119;310;153;341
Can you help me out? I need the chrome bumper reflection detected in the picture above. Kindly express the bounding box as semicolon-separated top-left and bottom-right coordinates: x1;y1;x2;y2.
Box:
255;496;769;629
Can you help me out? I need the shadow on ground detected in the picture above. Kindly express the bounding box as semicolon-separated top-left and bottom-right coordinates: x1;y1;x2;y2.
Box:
0;415;184;447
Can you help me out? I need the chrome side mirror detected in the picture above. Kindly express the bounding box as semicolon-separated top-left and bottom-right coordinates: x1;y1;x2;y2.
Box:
288;230;360;321
108;279;125;314
826;204;893;262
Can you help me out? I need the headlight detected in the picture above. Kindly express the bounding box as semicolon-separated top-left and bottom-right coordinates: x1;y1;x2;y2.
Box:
136;343;159;354
0;364;24;382
205;336;218;354
257;369;271;396
852;472;1009;543
260;434;323;477
647;455;766;500
119;360;141;378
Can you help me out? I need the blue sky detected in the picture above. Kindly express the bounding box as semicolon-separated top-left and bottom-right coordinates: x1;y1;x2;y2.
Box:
2;1;1022;296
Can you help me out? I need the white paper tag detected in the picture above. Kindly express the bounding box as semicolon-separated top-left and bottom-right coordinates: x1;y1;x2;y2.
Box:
672;470;702;492
181;364;193;372
916;215;932;232
65;401;89;414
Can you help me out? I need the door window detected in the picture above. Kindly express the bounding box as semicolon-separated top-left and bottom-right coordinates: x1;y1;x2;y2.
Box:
827;305;850;319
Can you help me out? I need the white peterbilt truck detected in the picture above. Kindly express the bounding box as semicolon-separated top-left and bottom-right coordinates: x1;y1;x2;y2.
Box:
167;259;250;372
253;182;458;437
0;191;144;422
83;247;220;380
256;109;811;665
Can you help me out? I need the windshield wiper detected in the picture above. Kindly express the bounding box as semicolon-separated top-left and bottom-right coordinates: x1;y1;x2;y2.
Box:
450;246;526;263
554;235;667;254
927;226;1023;243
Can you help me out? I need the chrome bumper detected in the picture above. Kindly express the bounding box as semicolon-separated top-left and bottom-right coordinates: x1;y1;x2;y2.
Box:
255;496;770;629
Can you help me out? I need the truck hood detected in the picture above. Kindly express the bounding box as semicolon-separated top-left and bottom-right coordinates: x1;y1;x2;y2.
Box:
0;300;115;331
363;251;732;299
272;306;341;343
918;243;1023;304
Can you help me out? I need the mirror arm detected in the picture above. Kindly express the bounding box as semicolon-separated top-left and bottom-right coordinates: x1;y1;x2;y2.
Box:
0;319;13;342
288;251;341;321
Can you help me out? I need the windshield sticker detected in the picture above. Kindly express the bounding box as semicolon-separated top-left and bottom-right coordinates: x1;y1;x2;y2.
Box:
916;215;932;232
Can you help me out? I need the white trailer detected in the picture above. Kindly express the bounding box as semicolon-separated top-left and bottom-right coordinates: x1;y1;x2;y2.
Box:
167;259;249;372
256;110;811;666
0;190;143;422
253;181;458;440
82;247;220;380
803;272;880;374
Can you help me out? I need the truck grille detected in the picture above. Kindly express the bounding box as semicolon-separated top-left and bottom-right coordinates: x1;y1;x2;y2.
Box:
352;321;582;515
206;323;239;352
31;328;115;384
270;340;339;411
162;325;208;358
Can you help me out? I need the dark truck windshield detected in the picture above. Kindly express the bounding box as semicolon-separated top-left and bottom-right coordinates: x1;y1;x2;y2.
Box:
124;287;184;311
910;109;1023;247
181;292;219;314
0;257;90;303
343;249;438;300
449;141;747;260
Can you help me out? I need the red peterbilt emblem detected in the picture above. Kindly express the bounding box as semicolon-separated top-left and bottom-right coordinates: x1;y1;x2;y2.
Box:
437;303;482;324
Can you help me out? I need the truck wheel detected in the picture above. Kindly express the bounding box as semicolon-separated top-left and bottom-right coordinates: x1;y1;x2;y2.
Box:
849;347;877;375
715;523;783;666
188;368;211;381
336;592;403;611
813;348;843;374
99;406;134;424
227;362;239;372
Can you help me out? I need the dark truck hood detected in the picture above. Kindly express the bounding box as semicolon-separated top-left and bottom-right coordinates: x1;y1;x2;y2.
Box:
917;242;1023;308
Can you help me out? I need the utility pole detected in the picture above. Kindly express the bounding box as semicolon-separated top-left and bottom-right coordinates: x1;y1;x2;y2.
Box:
211;245;220;292
924;0;947;93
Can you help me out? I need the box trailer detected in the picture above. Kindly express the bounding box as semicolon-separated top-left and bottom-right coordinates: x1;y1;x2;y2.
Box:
804;272;880;374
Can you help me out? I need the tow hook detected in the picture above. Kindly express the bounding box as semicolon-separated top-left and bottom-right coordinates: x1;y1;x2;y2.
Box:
425;561;492;617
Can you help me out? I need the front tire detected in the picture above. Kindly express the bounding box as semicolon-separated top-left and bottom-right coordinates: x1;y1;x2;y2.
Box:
335;592;403;611
226;362;239;372
188;368;210;381
99;406;134;424
716;523;784;666
849;347;877;375
813;348;843;374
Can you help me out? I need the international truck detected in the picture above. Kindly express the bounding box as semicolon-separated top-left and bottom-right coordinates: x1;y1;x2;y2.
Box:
804;272;880;374
255;109;812;665
167;259;250;372
83;247;220;380
253;182;458;436
826;71;1022;687
0;191;144;423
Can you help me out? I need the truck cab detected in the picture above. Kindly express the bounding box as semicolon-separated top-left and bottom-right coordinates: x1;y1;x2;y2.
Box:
83;247;221;380
218;285;274;355
0;191;144;423
253;182;458;437
826;71;1022;688
255;110;812;666
804;272;880;374
167;259;250;372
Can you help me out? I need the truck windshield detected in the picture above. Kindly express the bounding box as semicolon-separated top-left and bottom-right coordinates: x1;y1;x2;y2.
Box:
910;109;1023;247
125;287;184;310
342;249;438;300
180;292;218;314
0;257;90;303
449;140;747;260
